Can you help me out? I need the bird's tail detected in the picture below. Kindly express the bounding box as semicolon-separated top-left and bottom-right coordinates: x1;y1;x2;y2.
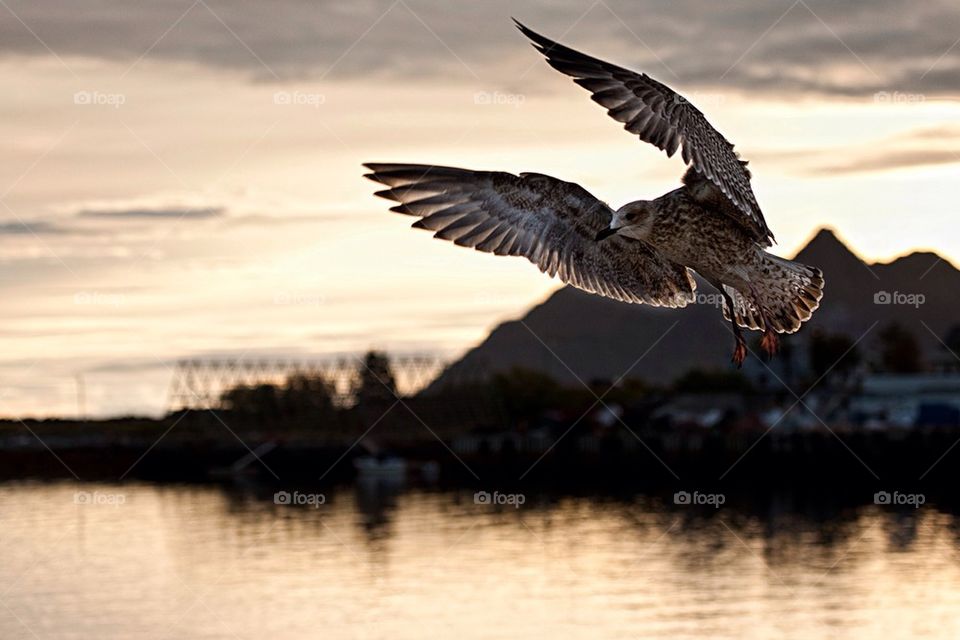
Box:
723;256;824;334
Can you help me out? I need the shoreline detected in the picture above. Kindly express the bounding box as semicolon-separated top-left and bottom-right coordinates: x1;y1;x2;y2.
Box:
2;417;956;490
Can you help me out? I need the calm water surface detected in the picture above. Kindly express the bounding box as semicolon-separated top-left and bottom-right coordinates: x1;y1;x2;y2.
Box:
2;481;959;639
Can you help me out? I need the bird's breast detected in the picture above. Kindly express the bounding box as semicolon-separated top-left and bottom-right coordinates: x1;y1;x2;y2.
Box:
647;199;757;285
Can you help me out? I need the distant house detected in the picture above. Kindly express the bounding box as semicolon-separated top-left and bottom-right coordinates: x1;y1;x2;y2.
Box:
850;374;960;427
651;393;746;428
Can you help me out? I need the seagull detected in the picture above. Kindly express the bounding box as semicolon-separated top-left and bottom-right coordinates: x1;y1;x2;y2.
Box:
364;20;824;367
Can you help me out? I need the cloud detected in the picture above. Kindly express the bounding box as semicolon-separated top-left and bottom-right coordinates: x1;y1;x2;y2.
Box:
809;149;960;175
74;206;335;227
224;213;331;227
894;125;960;142
2;0;960;96
76;205;224;220
0;207;225;238
779;125;960;175
0;220;71;235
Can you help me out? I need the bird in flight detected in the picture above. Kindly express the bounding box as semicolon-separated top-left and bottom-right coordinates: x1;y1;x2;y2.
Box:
364;20;823;367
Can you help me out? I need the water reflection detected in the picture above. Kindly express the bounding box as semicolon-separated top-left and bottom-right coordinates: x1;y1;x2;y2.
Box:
2;481;960;639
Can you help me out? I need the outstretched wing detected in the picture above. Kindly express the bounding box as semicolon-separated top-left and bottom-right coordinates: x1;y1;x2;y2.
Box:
363;163;696;307
515;20;773;246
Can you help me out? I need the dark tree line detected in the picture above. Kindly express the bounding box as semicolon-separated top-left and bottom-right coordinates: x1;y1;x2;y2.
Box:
219;350;398;423
214;324;956;430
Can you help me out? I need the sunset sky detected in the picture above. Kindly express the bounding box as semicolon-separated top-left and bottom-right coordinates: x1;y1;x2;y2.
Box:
3;0;959;417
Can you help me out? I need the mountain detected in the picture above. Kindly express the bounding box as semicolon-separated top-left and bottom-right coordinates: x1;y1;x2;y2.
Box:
433;229;960;387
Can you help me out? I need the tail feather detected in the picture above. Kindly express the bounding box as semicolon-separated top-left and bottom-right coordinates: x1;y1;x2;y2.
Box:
723;256;824;334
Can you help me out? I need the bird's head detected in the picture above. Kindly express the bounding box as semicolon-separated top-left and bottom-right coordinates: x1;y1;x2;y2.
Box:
595;200;655;242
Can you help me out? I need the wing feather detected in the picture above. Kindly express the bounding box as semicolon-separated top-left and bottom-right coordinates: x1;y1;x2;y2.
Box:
364;163;696;307
515;20;774;246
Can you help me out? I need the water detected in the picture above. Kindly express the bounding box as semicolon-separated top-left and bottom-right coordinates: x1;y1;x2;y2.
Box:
2;481;959;639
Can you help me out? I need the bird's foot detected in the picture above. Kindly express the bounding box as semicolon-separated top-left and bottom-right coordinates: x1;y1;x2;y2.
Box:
732;336;747;369
760;330;779;358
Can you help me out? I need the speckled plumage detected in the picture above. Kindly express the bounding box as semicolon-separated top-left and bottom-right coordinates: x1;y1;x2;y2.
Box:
363;21;825;365
647;185;823;334
364;165;697;307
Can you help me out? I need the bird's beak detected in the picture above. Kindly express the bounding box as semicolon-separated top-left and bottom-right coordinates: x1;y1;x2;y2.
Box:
595;227;620;241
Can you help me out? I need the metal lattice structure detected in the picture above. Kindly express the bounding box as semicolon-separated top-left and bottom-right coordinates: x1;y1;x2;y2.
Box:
166;355;450;412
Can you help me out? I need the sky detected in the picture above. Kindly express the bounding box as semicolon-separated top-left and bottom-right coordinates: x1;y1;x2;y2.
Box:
2;0;960;418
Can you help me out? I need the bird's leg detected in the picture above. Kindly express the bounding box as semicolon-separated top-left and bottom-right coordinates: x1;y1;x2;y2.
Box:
760;328;779;358
717;284;747;368
748;285;779;359
731;323;748;368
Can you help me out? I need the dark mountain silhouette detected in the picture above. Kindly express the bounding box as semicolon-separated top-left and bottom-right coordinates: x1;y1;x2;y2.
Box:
433;228;960;387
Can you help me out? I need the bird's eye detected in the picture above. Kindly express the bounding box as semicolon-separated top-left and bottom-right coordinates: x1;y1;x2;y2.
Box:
624;212;636;221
